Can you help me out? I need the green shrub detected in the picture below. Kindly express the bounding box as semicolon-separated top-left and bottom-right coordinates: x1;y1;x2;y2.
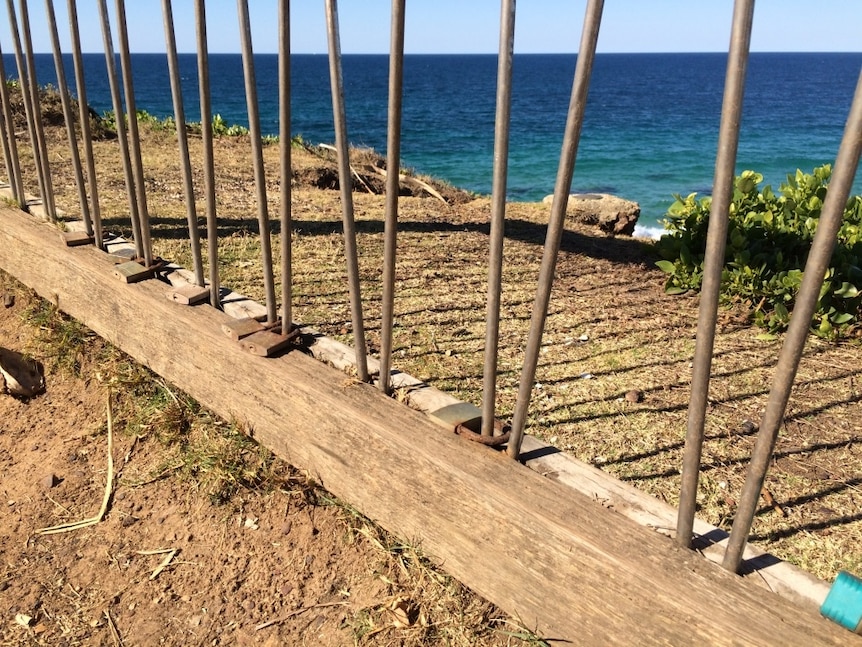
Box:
656;166;862;339
210;113;249;137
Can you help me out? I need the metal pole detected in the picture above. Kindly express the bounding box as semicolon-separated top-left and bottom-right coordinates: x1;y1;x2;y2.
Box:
0;39;24;206
67;0;103;249
161;0;205;286
378;0;406;394
45;0;93;238
237;0;277;324
324;0;369;382
676;0;755;549
5;0;52;218
114;0;153;267
0;64;14;198
481;0;516;435
506;0;604;459
97;0;144;259
279;0;293;331
723;68;862;574
194;0;220;308
17;0;57;221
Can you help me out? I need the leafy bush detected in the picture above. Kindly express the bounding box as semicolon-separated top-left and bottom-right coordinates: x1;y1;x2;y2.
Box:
210;113;249;137
656;166;862;339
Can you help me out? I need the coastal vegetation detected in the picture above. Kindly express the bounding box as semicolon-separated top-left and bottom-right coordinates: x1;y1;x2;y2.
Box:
657;166;862;340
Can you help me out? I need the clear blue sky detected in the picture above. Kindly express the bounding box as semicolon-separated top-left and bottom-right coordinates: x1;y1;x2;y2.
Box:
2;0;861;55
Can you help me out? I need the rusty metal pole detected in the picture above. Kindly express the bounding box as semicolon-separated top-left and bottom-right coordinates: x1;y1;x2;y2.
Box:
0;60;15;200
193;0;220;308
97;0;144;258
279;0;293;332
67;0;104;249
324;0;370;382
237;0;278;324
378;0;406;394
161;0;205;286
114;0;154;267
17;0;57;221
481;0;516;436
506;0;604;459
45;0;93;238
676;0;755;550
6;0;54;219
0;39;24;207
723;68;862;574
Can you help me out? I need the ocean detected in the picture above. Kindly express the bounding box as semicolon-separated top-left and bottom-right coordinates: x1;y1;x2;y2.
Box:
7;52;862;233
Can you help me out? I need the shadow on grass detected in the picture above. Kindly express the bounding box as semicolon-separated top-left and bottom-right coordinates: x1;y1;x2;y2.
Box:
106;214;655;266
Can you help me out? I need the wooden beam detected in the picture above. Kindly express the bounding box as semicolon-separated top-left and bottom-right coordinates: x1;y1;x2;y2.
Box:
0;206;854;645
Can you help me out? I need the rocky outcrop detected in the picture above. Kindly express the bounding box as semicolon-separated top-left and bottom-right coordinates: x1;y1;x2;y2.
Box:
542;193;640;236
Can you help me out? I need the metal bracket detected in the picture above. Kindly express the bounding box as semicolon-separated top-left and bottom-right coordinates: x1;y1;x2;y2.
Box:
428;401;511;448
455;423;511;448
240;327;301;357
221;317;272;341
428;401;482;432
112;257;166;284
166;284;210;306
61;231;93;247
113;260;155;284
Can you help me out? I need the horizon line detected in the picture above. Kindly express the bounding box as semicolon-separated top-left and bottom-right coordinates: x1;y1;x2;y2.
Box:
23;49;862;56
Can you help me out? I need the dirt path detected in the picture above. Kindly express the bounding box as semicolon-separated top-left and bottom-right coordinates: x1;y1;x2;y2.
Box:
0;280;511;646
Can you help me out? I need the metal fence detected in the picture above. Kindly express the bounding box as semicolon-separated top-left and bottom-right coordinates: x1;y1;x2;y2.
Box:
1;0;861;588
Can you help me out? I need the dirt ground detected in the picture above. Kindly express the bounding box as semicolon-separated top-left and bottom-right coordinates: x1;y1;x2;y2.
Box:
0;283;514;646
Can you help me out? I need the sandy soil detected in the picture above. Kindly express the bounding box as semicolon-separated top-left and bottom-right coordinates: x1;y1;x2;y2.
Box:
0;285;508;647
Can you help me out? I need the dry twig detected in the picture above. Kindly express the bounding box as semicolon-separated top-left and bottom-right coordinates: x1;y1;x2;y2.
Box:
104;609;123;646
254;601;348;631
36;393;115;535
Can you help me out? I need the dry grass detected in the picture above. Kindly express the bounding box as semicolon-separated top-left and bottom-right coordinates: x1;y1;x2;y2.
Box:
9;108;862;583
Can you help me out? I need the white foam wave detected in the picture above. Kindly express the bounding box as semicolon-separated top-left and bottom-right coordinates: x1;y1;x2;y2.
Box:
633;224;666;240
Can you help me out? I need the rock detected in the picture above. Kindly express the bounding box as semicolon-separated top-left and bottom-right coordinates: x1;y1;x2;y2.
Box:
3;294;14;308
0;347;45;398
740;419;757;434
625;389;643;404
39;473;60;489
542;193;640;236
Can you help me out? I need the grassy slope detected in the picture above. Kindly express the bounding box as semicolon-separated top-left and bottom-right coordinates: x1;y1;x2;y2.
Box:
13;112;862;582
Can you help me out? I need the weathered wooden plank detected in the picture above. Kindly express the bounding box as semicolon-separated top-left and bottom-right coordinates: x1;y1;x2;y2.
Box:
519;435;831;610
0;206;854;645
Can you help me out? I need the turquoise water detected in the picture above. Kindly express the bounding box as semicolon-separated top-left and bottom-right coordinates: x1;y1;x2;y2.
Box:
12;52;862;232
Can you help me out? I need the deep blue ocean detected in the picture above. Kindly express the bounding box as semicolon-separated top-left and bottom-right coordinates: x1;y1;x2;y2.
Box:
7;52;862;233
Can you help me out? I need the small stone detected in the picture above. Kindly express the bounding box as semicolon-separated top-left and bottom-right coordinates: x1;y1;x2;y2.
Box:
624;390;643;404
740;419;757;434
189;615;202;628
39;473;60;489
121;515;138;528
3;294;14;308
281;521;292;535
